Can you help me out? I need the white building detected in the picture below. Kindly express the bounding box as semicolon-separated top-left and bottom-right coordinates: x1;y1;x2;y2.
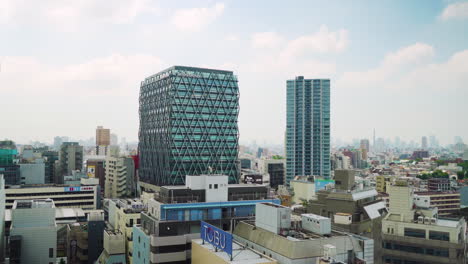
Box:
10;199;57;264
5;184;99;210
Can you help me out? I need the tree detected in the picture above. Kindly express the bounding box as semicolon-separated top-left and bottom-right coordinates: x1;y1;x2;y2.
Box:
59;259;66;264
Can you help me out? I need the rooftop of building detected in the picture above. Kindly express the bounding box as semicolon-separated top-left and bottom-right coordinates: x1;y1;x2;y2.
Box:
144;65;235;82
5;207;87;222
5;183;87;189
385;212;464;228
233;221;366;259
192;238;277;264
12;198;55;209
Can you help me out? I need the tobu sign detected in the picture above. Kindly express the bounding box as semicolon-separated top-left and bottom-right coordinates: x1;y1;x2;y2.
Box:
200;221;233;256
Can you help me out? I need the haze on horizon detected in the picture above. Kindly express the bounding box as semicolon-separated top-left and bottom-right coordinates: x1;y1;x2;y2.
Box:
1;0;467;146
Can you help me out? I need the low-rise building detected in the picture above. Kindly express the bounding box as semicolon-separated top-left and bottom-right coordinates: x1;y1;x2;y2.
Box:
66;211;105;264
5;184;99;210
9;199;57;264
192;238;277;264
414;191;460;217
233;202;374;264
290;176;316;205
97;229;127;264
132;174;279;264
381;181;466;264
107;199;145;264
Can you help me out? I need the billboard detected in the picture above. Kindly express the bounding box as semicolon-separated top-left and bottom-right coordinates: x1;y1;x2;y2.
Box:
315;179;335;192
87;165;96;178
200;221;233;256
64;186;81;192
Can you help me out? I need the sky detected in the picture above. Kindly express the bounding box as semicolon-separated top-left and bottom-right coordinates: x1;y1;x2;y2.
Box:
1;0;468;146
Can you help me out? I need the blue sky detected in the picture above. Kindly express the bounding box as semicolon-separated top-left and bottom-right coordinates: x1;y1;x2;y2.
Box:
1;0;467;146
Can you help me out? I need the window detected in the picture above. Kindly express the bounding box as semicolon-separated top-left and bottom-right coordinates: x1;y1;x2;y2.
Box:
404;228;426;238
214;184;218;189
429;231;450;241
49;248;53;258
209;184;212;189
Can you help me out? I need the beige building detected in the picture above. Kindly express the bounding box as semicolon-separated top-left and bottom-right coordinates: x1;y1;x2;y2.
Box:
105;156;135;198
192;239;277;264
107;199;145;264
289;176;315;205
381;181;466;264
376;175;393;193
97;229;126;264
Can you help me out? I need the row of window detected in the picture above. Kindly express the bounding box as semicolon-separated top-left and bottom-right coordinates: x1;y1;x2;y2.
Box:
404;228;450;241
383;242;449;257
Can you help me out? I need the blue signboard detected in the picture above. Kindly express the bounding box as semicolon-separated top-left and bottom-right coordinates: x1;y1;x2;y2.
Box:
315;179;335;192
64;186;81;192
200;221;233;256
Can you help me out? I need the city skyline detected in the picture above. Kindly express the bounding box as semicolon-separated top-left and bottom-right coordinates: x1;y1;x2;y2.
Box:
1;1;468;145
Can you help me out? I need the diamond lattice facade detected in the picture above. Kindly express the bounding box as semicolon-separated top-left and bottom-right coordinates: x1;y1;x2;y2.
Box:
285;77;330;185
139;66;240;186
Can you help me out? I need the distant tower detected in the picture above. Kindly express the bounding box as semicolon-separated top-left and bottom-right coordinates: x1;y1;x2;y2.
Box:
421;136;428;150
96;126;110;156
373;129;376;152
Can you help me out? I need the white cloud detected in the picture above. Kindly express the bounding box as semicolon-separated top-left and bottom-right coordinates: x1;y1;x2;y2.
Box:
251;32;284;49
0;54;164;142
225;34;239;42
396;49;468;91
440;1;468;20
0;0;158;27
280;25;349;60
339;43;434;89
171;3;225;31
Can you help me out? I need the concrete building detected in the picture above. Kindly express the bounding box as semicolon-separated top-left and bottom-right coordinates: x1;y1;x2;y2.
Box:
421;136;428;150
307;170;386;261
132;175;278;264
97;229;127;264
414;191;460;217
427;177;451;192
43;150;59;184
58;142;83;184
19;161;45;185
5;184;99;210
258;159;285;188
66;211;105;264
360;139;370;153
9;199;57;264
285;77;331;184
96;126;111;146
233;202;374;264
376;175;393;193
192;239;277;264
381;181;466;264
86;158;106;193
107;199;145;264
105;156;135;198
289;176;316;205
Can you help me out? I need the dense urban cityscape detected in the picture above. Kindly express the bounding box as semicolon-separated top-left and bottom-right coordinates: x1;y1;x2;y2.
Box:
1;1;468;264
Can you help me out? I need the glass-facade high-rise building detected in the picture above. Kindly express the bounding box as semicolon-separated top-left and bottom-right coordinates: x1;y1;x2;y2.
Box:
285;77;330;185
139;66;239;186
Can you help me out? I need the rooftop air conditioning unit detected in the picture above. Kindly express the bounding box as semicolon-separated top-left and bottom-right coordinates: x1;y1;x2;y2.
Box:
417;216;424;224
424;217;430;225
430;218;437;224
